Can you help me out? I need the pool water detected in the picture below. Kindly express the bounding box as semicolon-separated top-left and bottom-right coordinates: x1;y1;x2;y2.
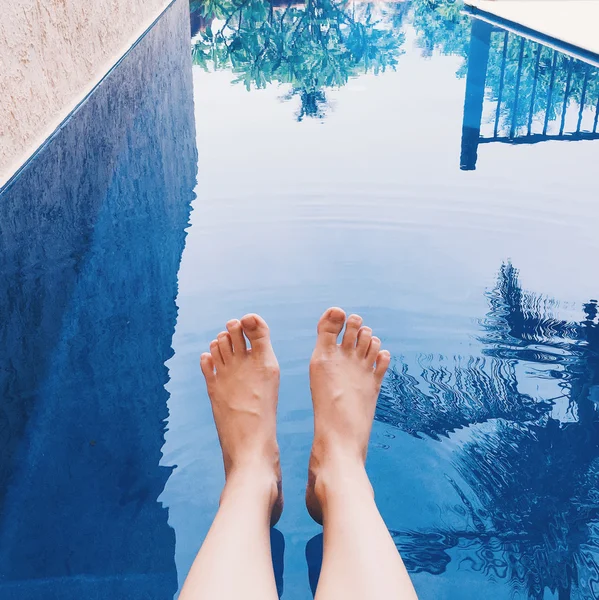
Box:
1;0;598;598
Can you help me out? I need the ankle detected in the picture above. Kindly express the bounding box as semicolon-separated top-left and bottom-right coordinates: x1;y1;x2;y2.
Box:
222;462;280;506
310;450;372;507
224;441;280;478
310;437;365;473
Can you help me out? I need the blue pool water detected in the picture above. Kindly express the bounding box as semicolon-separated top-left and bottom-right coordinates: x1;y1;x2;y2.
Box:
1;0;598;598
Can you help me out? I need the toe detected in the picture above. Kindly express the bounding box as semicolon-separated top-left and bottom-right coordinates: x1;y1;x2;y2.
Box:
341;314;363;350
356;326;372;357
226;319;247;354
374;350;391;385
200;352;216;386
240;313;272;353
366;336;381;366
316;307;346;349
218;331;233;362
210;339;224;367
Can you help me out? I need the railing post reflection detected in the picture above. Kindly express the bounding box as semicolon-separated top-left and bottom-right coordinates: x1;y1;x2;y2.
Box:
577;64;590;132
527;43;542;136
559;57;574;135
494;32;509;139
459;19;492;171
542;51;558;135
509;37;526;139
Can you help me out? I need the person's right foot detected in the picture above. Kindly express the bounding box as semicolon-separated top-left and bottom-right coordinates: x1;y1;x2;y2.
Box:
200;314;283;526
306;307;391;524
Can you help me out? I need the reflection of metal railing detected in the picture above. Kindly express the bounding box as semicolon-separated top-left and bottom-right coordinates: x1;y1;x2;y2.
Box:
460;20;599;171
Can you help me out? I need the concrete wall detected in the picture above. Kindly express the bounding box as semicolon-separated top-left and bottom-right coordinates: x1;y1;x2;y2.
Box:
0;0;172;187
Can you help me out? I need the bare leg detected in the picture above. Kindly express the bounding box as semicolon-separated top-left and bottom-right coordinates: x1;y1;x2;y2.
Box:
180;314;283;600
306;308;418;600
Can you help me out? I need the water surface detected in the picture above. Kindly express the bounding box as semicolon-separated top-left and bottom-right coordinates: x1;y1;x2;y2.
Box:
168;2;599;599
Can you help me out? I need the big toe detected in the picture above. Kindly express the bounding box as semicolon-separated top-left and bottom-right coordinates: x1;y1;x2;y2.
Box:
316;307;346;349
240;313;272;353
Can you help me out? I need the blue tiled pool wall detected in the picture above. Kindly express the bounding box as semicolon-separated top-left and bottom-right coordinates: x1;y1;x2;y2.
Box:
0;0;196;597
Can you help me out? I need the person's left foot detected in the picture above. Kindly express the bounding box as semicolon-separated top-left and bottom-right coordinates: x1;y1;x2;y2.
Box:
200;314;283;525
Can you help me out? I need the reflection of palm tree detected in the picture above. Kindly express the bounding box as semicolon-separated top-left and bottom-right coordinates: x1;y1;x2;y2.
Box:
378;352;550;440
190;0;407;120
379;264;599;599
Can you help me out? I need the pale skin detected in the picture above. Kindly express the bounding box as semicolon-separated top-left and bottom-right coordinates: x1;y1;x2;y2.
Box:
179;307;418;600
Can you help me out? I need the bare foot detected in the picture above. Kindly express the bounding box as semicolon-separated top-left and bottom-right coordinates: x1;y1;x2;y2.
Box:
306;307;391;524
200;314;283;526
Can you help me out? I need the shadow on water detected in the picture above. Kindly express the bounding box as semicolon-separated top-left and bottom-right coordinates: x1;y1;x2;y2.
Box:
378;262;599;599
305;533;323;597
0;0;197;598
271;528;286;598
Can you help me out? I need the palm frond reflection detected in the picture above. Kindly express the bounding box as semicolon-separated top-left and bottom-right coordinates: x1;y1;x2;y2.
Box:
379;264;599;599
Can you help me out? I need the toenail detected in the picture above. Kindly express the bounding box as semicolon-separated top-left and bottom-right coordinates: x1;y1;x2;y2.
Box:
242;316;258;330
227;319;240;328
327;308;345;322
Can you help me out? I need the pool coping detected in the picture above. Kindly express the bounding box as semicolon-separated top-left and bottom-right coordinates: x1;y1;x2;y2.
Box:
0;0;179;198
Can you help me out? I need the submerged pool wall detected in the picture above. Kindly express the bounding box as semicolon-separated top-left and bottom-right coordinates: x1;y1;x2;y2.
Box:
0;0;197;596
0;0;173;187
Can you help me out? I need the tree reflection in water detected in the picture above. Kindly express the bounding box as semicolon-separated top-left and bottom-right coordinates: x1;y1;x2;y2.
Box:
379;263;599;599
190;0;599;135
190;0;407;119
